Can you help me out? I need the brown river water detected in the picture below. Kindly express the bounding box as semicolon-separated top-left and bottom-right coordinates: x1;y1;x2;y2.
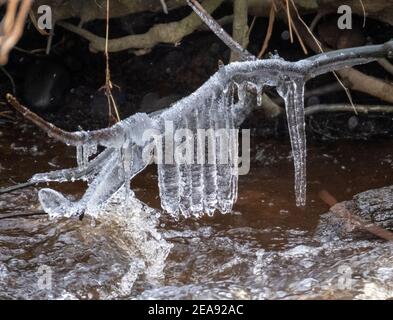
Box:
1;122;393;299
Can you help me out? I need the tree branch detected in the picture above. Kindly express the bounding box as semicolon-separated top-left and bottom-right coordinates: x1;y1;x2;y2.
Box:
6;40;393;146
230;0;249;62
305;103;393;116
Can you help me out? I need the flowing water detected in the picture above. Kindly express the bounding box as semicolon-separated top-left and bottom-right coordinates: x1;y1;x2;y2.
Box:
1;122;393;299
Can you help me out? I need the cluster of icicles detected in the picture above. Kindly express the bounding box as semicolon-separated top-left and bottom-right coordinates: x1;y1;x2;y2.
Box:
29;51;377;219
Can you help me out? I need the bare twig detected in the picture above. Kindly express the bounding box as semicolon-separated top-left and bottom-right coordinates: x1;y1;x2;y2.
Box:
258;2;276;58
103;0;120;124
285;0;293;43
305;83;343;98
0;0;34;65
230;0;249;62
338;68;393;104
305;103;393;116
319;190;393;242
6;94;125;147
359;0;366;28
187;0;256;61
0;65;16;94
0;181;35;195
378;58;393;76
160;0;169;14
0;211;47;220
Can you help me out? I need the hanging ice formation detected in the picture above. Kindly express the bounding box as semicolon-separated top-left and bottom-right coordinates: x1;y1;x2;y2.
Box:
6;38;386;218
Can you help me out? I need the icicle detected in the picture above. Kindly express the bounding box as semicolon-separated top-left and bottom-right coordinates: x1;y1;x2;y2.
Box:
216;87;237;213
157;120;180;218
121;142;132;200
237;82;247;105
190;107;204;217
76;145;83;167
202;94;218;216
257;86;263;107
76;143;98;169
277;78;307;207
177;115;193;218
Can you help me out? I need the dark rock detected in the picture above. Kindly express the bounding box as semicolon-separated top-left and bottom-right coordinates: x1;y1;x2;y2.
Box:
353;186;393;229
22;59;70;111
315;186;393;240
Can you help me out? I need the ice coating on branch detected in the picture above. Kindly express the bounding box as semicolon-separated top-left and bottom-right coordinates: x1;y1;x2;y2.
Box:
29;55;319;218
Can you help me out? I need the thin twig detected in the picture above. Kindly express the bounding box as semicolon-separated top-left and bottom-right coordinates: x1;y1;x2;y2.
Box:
305;83;343;98
378;58;393;76
160;0;169;14
0;0;34;65
258;3;276;58
0;181;35;195
103;0;121;124
187;0;256;61
359;0;366;28
0;65;16;94
0;211;47;220
230;0;250;62
305;103;393;116
285;0;293;43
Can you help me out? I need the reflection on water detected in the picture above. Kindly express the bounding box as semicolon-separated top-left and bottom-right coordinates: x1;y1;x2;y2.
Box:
1;122;393;299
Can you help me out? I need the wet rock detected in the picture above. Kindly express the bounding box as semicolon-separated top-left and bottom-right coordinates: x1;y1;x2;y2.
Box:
353;186;393;229
22;59;70;111
316;186;393;240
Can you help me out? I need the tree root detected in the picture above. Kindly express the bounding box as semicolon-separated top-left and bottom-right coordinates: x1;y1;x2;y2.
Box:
58;0;224;53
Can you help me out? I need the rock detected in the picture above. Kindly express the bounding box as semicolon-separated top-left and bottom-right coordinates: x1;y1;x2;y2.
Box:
353;186;393;229
22;59;70;111
315;186;393;240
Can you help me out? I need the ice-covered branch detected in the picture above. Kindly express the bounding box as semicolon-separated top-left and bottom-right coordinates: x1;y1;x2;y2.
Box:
6;39;393;216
